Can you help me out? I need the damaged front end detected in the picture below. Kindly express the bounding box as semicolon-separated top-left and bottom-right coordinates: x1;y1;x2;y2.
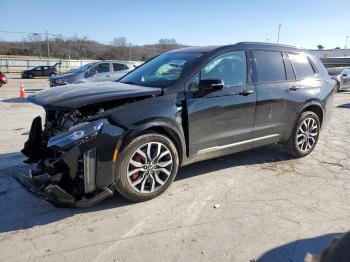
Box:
18;113;125;207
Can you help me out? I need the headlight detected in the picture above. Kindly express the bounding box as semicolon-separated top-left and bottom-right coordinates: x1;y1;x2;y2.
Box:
48;119;108;150
56;78;67;84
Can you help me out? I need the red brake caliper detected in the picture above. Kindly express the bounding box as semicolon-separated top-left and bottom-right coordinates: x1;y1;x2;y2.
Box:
131;154;143;181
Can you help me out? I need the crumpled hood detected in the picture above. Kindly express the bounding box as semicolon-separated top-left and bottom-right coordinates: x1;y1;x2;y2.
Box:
28;82;162;110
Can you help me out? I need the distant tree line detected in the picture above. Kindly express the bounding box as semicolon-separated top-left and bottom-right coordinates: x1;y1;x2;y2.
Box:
0;35;186;61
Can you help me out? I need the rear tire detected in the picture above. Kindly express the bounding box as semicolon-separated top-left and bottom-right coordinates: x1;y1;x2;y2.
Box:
284;111;320;157
0;83;2;88
116;133;179;202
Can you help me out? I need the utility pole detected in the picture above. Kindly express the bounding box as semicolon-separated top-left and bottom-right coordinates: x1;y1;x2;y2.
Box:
277;24;282;44
129;42;132;61
345;35;349;49
46;29;50;58
78;36;87;60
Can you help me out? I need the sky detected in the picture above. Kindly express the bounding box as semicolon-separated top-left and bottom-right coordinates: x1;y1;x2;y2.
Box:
1;0;349;49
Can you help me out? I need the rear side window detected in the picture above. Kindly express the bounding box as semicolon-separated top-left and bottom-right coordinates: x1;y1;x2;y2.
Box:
254;51;286;82
288;53;315;79
113;63;128;71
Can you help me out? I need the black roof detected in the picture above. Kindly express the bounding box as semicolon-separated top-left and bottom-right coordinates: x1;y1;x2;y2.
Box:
169;42;300;54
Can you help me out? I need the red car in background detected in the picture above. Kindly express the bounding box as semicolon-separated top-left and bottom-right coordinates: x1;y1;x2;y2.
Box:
0;71;8;87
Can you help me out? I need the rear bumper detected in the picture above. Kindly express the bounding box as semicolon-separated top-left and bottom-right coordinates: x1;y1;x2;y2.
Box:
21;117;126;207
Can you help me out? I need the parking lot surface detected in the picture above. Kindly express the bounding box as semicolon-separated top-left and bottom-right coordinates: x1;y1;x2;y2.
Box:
0;75;349;262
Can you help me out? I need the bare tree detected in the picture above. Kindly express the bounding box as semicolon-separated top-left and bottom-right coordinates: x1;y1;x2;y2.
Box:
112;36;127;47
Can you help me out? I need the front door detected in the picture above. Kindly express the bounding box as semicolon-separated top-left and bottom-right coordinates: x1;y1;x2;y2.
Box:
186;51;256;156
87;63;112;82
34;66;43;77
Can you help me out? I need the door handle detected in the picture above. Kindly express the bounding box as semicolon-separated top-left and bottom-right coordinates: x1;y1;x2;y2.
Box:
239;89;254;96
289;86;301;91
106;75;110;77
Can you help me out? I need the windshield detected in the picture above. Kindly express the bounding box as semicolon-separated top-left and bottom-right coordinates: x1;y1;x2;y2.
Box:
119;52;203;87
72;62;95;73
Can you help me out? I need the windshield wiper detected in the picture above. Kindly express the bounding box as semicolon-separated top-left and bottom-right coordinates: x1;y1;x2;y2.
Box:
122;81;138;85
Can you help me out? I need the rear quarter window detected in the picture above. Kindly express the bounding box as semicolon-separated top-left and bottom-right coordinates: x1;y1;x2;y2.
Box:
288;53;316;79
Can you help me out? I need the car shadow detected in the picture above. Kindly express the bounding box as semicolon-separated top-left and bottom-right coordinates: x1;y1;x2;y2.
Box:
176;144;291;181
338;103;350;109
255;232;344;262
0;145;291;234
1;97;30;103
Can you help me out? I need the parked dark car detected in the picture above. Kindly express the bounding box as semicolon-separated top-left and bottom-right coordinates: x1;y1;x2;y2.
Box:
21;63;61;79
18;42;334;207
0;71;8;87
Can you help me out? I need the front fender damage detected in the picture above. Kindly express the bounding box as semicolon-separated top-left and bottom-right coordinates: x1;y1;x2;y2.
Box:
17;117;126;207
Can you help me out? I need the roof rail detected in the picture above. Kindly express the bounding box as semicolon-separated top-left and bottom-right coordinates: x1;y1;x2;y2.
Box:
236;42;297;48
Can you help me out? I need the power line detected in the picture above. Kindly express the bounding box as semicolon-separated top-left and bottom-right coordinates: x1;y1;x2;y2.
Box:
0;30;59;37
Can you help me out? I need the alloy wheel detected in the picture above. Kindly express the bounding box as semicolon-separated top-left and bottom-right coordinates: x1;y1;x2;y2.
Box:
127;142;173;193
296;117;318;152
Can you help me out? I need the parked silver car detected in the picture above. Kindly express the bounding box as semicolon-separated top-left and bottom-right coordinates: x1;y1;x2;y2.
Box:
334;68;350;92
49;60;141;87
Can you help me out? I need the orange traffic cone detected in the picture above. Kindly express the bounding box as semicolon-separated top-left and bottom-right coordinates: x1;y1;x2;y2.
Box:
19;82;27;98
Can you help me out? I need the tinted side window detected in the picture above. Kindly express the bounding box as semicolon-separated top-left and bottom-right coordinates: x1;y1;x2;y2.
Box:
254;51;286;82
113;63;127;71
93;63;110;73
201;51;246;86
288;53;315;79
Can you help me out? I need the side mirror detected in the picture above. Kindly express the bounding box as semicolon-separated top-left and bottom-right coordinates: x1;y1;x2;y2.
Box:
84;70;97;78
198;79;224;92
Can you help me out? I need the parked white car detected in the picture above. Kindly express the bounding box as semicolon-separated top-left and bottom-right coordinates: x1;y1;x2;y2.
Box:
49;60;142;87
334;68;350;92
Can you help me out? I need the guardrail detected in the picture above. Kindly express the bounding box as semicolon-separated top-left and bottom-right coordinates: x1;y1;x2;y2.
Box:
0;58;97;73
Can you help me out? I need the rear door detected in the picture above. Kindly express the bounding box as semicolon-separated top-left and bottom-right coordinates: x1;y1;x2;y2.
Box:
252;50;292;146
42;66;51;76
111;63;130;81
186;50;256;155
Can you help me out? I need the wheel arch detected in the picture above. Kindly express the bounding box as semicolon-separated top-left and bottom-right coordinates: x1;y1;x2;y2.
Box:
284;101;324;141
119;119;187;166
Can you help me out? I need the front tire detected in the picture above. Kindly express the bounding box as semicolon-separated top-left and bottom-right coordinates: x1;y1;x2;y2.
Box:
28;73;34;79
116;133;179;202
284;111;320;157
335;81;340;93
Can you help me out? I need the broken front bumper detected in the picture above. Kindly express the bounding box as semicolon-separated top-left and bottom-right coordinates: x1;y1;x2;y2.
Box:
19;117;126;207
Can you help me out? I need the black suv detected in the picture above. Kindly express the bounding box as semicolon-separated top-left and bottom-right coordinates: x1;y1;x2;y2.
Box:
19;42;334;207
21;63;61;79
